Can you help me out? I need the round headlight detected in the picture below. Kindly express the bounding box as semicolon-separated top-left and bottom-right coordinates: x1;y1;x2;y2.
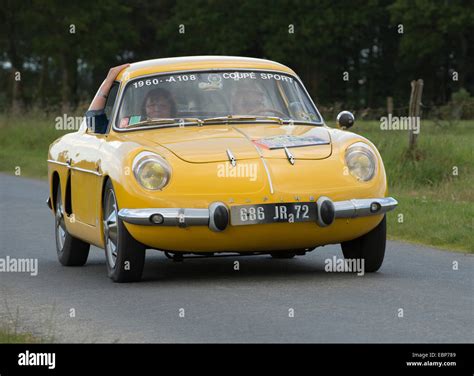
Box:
345;142;377;181
133;152;171;190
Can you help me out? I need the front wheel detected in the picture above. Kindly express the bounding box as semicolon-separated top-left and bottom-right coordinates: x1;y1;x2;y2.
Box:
341;215;386;273
103;180;146;282
270;252;296;259
55;185;90;266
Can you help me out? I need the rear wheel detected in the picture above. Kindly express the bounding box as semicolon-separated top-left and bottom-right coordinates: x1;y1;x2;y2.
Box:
103;180;146;282
270;248;312;259
341;215;386;272
55;185;90;266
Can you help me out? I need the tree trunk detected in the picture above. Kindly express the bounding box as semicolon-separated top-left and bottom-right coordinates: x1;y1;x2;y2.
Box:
10;68;23;114
60;54;70;114
37;56;49;110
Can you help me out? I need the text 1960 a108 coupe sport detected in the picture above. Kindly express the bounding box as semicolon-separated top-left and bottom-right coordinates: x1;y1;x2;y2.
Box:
47;56;397;282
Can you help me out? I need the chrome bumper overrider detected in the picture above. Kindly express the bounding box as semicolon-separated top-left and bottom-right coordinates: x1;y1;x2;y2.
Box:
118;197;398;232
333;197;398;218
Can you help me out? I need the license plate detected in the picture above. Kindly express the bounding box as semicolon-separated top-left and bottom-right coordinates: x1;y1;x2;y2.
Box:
230;202;317;226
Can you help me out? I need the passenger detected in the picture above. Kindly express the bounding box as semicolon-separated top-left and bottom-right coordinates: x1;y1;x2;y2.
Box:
85;64;130;134
85;64;179;132
231;86;266;115
141;88;177;119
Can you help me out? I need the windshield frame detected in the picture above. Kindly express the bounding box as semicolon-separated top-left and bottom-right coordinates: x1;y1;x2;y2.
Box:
110;68;325;133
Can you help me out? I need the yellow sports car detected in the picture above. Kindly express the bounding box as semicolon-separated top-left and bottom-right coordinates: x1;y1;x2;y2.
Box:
47;56;397;282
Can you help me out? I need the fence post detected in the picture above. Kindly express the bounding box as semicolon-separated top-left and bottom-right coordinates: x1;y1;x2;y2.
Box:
408;79;423;151
387;96;393;115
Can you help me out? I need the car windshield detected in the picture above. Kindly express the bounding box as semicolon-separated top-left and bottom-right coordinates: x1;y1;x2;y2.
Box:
115;70;322;129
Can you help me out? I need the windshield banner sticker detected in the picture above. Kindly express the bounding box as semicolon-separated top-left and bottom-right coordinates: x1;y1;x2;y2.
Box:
253;135;329;149
198;74;223;90
132;72;294;89
129;115;142;125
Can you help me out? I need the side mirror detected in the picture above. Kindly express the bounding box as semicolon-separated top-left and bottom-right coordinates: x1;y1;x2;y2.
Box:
336;111;355;130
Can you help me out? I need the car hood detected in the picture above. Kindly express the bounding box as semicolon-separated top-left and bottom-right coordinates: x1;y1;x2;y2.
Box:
122;123;332;163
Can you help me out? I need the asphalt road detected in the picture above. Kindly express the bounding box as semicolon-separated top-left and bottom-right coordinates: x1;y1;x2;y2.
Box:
0;173;472;343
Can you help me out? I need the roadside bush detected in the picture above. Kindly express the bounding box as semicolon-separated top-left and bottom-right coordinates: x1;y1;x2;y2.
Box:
438;88;474;121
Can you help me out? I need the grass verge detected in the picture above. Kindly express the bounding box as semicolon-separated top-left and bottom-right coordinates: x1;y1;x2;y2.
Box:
0;327;41;343
0;300;57;343
346;120;473;253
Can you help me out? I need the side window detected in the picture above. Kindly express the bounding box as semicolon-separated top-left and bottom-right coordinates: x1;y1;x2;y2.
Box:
104;82;119;120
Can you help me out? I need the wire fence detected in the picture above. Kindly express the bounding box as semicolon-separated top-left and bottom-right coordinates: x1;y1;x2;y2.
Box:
319;102;474;125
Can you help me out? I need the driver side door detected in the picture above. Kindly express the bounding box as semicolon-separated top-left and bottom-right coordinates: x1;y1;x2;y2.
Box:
70;82;119;226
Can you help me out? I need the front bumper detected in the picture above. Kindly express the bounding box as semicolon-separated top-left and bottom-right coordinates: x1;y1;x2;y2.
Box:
118;196;398;232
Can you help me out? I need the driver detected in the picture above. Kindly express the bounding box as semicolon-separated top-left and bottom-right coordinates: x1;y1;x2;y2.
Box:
231;85;266;115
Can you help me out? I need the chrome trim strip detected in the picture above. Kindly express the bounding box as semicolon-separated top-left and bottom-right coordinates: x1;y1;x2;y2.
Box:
70;166;102;176
334;197;398;218
118;197;397;227
111;68;325;133
260;158;274;194
47;159;68;167
226;148;236;167
47;159;102;176
231;125;275;194
118;208;209;226
284;147;295;165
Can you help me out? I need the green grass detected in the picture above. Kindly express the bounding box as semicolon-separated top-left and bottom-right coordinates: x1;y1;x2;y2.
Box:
327;120;474;252
0;303;42;343
1;114;473;252
386;193;473;252
0;327;41;343
0;113;69;178
0;301;57;343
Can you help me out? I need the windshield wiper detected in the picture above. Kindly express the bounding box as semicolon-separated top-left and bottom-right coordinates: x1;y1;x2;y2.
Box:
202;115;258;123
247;116;321;126
125;117;203;129
124;115;321;130
202;115;288;125
201;115;325;126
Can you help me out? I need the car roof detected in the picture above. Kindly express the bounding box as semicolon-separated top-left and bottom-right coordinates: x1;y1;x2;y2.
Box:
117;56;296;81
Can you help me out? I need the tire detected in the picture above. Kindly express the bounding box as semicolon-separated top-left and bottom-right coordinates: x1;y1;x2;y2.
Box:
103;180;146;282
341;215;386;273
55;185;90;266
270;252;296;259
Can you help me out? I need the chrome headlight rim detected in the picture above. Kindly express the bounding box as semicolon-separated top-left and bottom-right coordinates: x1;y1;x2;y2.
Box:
345;142;377;182
132;151;171;190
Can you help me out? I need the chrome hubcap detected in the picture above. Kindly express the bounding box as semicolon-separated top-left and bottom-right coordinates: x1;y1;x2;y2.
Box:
104;190;118;269
55;191;66;250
